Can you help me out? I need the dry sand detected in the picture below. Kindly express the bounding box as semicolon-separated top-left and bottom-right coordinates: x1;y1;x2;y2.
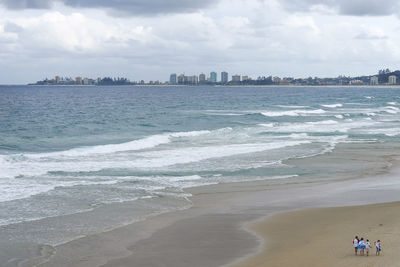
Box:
233;202;400;267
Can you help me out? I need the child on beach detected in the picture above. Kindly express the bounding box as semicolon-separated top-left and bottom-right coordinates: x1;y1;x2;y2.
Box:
375;240;381;255
358;238;365;256
353;236;359;255
365;239;371;256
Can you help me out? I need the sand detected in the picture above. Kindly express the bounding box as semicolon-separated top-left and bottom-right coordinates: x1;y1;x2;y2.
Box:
233;202;400;267
25;169;400;267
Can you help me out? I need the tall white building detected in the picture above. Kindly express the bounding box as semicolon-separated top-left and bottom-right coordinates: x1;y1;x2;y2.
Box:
370;76;379;85
388;75;397;85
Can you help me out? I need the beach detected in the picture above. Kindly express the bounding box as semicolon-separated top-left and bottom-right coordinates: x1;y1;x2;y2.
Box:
2;85;400;266
233;202;399;267
17;159;399;267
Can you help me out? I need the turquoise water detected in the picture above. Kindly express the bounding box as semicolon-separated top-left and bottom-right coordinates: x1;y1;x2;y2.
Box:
0;85;399;233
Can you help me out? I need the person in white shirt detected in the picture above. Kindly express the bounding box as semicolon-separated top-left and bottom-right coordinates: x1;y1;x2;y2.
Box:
358;238;365;256
353;236;359;255
365;239;371;256
375;240;381;256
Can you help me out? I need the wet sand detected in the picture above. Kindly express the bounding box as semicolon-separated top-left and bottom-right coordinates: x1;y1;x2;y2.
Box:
233;202;400;267
29;165;400;267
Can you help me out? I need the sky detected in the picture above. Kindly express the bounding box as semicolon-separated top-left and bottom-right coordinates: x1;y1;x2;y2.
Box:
1;0;400;84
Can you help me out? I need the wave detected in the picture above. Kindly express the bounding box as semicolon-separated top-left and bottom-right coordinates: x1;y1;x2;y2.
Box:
0;140;311;179
260;109;326;117
306;120;339;125
134;141;311;168
321;104;343;108
258;119;377;133
0;178;121;203
25;130;211;159
384;106;399;114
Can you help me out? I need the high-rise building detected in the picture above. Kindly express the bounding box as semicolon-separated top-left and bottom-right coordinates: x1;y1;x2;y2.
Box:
199;73;206;84
232;75;241;83
83;78;89;85
221;71;228;84
242;75;249;81
388;75;397;85
370;76;379;85
178;74;185;84
210;72;217;83
170;73;177;84
75;77;83;85
55;76;60;84
185;75;198;84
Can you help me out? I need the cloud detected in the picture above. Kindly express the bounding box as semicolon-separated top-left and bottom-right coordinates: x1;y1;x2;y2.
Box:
3;22;24;33
0;0;216;15
281;0;400;16
1;0;400;84
0;0;52;9
355;26;388;40
4;12;155;54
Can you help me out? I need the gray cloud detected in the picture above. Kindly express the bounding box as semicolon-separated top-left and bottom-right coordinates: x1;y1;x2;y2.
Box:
282;0;400;16
4;22;24;33
355;32;388;40
0;0;215;15
0;0;52;9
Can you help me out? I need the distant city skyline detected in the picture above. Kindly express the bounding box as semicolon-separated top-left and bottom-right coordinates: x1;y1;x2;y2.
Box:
1;1;400;84
31;68;400;86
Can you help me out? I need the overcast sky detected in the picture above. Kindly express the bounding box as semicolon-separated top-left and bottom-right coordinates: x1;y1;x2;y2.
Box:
1;0;400;84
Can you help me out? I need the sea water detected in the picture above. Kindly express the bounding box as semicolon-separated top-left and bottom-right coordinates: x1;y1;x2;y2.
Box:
0;85;399;245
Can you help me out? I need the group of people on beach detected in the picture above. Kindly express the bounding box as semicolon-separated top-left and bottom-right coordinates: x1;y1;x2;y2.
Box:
353;236;381;256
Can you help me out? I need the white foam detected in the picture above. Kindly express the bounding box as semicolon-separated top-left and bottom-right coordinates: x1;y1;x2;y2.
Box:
168;175;203;182
25;130;211;159
258;123;275;127
335;115;344;119
262;120;377;134
321;104;343;108
306;120;338;125
0;140;311;180
261;109;326;117
0;178;120;203
290;133;309;139
359;128;400;137
387;102;397;105
134;141;311;168
384;106;399;114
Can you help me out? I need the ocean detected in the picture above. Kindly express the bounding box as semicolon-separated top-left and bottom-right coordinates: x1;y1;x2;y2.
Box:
1;85;399;245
